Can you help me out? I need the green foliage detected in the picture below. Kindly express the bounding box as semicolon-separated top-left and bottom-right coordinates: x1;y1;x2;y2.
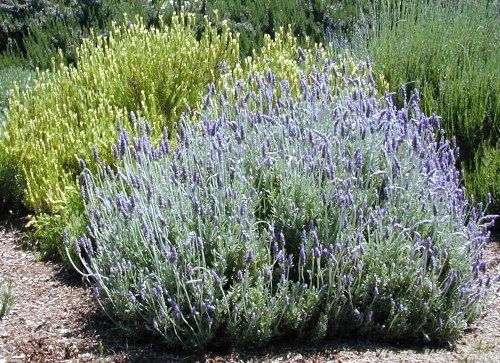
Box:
363;0;500;213
204;0;323;57
0;149;25;215
0;66;34;212
202;0;372;57
0;0;170;69
1;1;375;69
0;0;70;48
0;66;35;121
464;142;500;213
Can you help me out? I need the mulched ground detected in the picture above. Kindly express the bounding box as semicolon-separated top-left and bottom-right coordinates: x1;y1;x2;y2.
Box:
1;219;499;362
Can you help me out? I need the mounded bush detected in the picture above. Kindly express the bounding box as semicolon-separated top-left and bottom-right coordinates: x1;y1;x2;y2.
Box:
69;62;493;350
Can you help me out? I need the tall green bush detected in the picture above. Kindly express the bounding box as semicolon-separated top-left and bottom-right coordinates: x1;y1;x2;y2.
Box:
203;0;373;57
363;0;500;214
0;0;170;69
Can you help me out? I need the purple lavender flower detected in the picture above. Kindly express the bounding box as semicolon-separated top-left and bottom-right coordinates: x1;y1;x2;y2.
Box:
299;244;306;264
206;314;213;327
127;291;137;305
245;250;254;265
62;228;69;247
152;282;163;299
167;298;181;317
341;274;353;287
211;270;222;285
92;286;100;300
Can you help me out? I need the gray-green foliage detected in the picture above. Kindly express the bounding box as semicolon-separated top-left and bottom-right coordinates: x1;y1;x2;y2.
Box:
70;62;492;350
0;66;35;126
0;278;13;319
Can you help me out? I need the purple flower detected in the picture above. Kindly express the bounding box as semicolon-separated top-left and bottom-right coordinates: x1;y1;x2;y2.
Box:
167;298;181;317
354;148;363;170
211;270;222;285
297;47;306;63
341;274;353;287
202;301;215;314
92;145;99;164
127;291;137;305
237;269;245;282
167;246;178;264
280;80;291;94
196;236;204;250
299;244;306;264
62;228;69;247
152;282;163;299
139;282;147;300
92;286;100;300
245;250;254;265
266;70;276;86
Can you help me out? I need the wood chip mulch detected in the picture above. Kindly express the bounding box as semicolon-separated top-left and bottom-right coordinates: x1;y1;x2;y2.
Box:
1;221;499;362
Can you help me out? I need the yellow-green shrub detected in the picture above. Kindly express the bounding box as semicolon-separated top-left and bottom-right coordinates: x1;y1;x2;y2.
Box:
2;13;239;215
1;13;238;257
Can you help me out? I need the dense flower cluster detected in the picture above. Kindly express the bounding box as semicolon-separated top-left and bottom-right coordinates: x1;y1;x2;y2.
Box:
69;59;494;349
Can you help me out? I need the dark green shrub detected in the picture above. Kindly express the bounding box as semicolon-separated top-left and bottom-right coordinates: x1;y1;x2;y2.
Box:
201;0;373;57
363;0;500;214
0;0;79;59
0;65;34;213
0;1;171;69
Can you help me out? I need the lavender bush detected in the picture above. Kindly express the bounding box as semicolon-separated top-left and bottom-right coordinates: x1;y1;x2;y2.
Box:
68;60;495;350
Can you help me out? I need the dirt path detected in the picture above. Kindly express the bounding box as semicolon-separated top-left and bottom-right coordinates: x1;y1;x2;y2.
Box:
0;223;499;362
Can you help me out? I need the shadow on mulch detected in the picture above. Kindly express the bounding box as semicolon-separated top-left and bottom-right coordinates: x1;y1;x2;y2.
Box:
0;207;28;232
68;300;455;363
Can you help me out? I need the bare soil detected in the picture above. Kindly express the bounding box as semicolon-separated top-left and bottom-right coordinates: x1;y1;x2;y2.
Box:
1;221;499;362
